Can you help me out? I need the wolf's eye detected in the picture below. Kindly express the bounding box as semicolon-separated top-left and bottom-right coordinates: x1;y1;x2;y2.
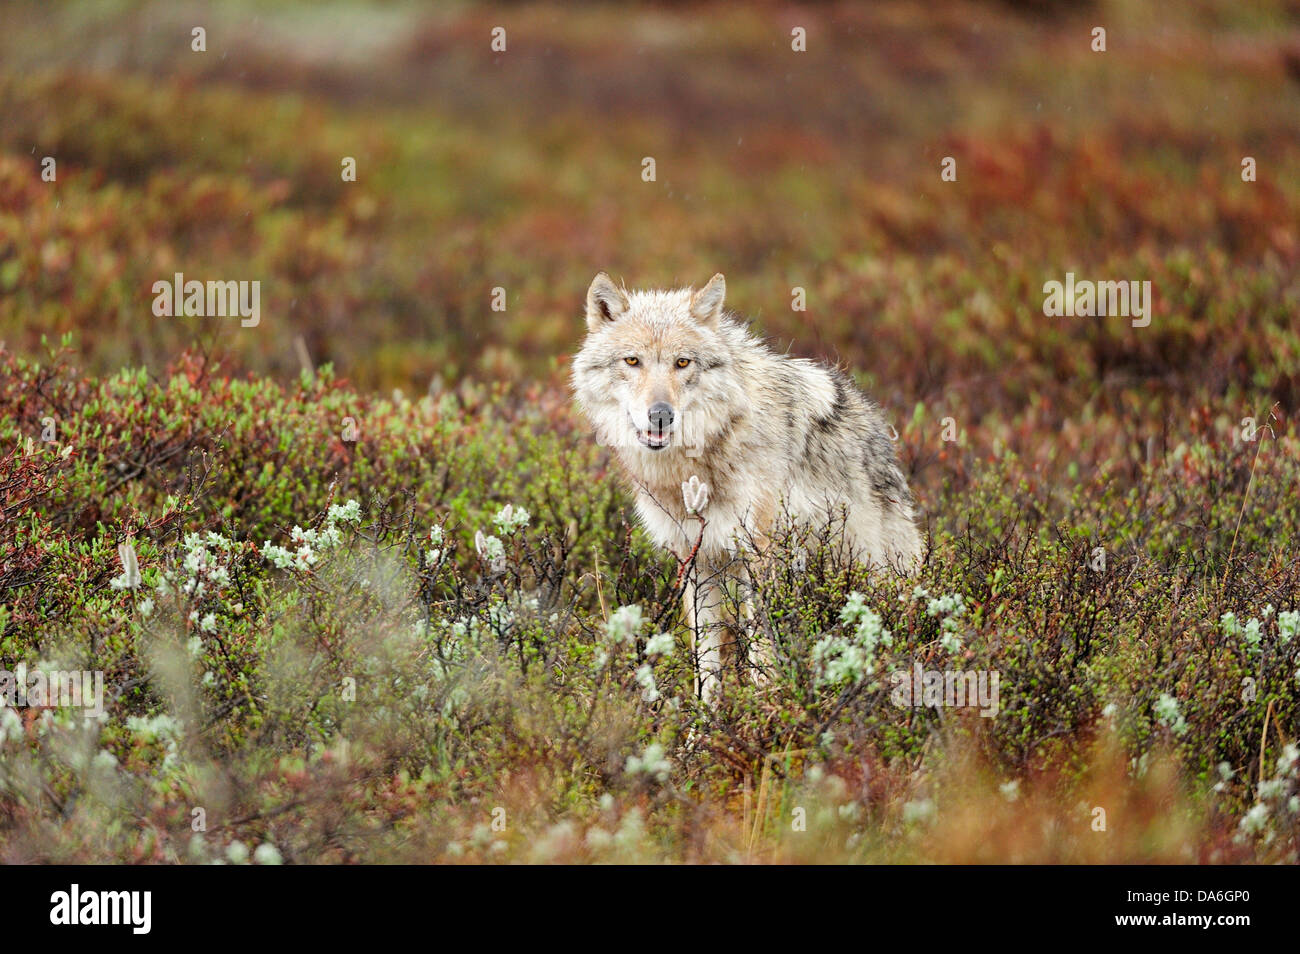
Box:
675;358;691;369
624;356;639;367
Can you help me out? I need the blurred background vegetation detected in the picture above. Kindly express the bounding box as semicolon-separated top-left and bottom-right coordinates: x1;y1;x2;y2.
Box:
2;0;1297;399
2;0;1300;863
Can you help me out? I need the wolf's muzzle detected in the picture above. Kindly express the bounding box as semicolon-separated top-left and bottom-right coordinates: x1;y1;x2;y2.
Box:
637;402;675;450
648;402;674;432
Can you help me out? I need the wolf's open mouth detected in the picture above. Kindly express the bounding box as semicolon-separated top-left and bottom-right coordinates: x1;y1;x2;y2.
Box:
636;429;671;450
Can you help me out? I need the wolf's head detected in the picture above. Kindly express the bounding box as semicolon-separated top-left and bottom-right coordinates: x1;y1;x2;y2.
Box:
571;272;747;457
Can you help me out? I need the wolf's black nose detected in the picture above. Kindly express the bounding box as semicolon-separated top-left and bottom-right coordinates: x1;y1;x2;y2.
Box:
648;402;674;432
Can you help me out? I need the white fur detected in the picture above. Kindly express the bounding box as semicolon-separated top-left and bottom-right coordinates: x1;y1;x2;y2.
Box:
572;273;924;701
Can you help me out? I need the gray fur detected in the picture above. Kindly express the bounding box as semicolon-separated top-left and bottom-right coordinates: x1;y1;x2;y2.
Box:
571;272;924;700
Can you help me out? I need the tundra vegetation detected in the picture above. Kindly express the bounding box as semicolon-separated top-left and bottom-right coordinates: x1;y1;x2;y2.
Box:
0;0;1298;862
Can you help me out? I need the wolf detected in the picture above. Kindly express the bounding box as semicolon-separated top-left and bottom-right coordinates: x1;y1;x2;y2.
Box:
571;272;924;702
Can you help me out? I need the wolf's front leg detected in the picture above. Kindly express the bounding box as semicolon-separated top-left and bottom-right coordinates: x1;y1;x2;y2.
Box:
684;558;734;704
730;554;776;686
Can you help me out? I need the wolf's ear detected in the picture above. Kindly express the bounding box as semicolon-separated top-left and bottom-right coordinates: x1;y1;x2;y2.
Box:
586;272;629;332
690;273;726;326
